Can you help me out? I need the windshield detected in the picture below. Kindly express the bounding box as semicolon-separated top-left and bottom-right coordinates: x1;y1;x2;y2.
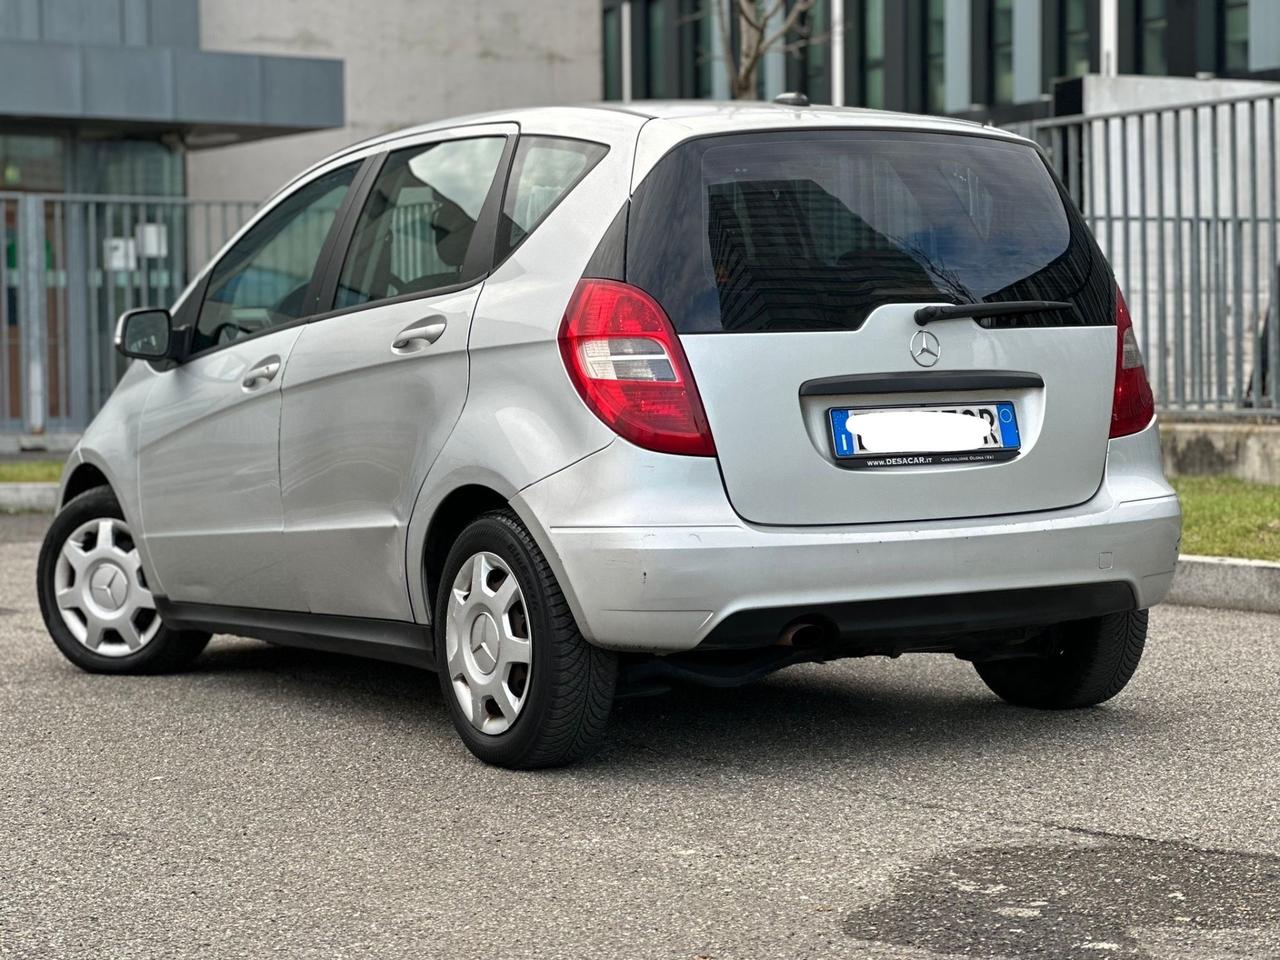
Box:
627;130;1113;333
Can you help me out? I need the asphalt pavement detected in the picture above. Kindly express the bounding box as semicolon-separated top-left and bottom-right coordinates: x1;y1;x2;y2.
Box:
2;513;1278;959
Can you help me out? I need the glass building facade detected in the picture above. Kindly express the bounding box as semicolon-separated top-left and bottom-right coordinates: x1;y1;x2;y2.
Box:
0;0;345;435
602;0;1280;123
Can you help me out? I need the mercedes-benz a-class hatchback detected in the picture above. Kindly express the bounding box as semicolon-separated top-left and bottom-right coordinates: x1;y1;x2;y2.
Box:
38;102;1181;768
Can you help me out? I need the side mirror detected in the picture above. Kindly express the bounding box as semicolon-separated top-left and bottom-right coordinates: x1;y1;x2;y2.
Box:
115;308;173;361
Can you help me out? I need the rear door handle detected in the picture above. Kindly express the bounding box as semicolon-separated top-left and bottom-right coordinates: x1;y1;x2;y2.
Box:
241;356;281;390
392;315;447;353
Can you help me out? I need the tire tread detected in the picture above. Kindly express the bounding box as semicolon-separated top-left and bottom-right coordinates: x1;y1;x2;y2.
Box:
436;509;616;769
37;487;210;675
975;609;1148;710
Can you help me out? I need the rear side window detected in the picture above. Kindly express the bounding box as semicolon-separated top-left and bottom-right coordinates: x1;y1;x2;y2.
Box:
627;131;1113;333
336;137;506;308
496;137;607;260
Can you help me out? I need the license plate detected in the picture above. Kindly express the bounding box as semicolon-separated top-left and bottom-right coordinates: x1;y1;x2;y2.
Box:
827;401;1021;469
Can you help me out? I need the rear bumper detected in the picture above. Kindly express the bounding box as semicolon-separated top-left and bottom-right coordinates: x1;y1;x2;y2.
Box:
513;421;1181;653
698;582;1138;650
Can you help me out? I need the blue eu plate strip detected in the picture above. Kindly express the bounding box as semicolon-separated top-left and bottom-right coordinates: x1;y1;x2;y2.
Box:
829;408;856;457
996;402;1020;448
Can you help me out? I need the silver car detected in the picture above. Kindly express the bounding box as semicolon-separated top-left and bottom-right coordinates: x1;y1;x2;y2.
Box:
37;102;1181;768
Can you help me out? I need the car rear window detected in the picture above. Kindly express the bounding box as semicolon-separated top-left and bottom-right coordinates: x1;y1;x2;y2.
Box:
626;130;1113;333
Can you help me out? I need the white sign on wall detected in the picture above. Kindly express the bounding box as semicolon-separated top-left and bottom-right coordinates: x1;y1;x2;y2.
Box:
103;224;169;272
103;237;137;272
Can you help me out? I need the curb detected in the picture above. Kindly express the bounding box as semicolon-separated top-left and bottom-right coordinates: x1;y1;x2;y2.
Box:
0;482;57;513
1168;555;1280;615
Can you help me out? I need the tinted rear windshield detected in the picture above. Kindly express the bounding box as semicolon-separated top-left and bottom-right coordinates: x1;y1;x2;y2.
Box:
627;130;1113;333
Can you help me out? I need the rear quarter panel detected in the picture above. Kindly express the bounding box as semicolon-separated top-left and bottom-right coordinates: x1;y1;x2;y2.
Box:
404;112;642;623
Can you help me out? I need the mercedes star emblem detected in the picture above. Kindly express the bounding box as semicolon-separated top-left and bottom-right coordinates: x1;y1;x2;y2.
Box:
910;329;941;367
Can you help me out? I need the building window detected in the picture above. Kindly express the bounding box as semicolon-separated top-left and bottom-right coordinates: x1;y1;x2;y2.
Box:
0;134;66;192
991;0;1014;104
603;4;623;99
646;0;669;97
1060;0;1091;78
693;0;715;98
791;0;829;103
924;0;945;113
632;0;710;99
1221;0;1249;73
862;0;885;108
1137;0;1167;75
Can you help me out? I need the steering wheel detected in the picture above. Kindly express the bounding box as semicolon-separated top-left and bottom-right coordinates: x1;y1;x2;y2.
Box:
209;321;254;345
385;271;408;297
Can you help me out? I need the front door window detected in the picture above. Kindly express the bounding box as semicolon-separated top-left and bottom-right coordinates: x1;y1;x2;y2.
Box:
192;163;359;354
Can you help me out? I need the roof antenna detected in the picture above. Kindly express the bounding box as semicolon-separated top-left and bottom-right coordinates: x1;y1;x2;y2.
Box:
773;92;810;107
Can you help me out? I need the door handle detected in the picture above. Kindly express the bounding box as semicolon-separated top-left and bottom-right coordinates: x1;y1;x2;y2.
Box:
392;316;447;353
241;357;281;390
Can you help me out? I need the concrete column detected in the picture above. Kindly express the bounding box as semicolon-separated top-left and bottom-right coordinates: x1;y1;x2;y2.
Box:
711;0;731;99
1099;0;1119;76
1013;0;1041;103
943;0;970;113
830;0;845;105
17;196;46;435
1250;0;1280;72
762;2;785;98
621;0;632;101
64;203;89;429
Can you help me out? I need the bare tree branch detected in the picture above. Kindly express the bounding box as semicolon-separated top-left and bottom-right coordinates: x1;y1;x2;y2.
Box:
711;0;822;100
759;0;816;57
713;0;736;88
758;0;789;27
735;0;762;32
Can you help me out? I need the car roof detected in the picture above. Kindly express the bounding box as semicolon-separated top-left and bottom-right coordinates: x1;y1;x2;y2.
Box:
601;99;995;131
276;101;1030;200
337;99;1010;152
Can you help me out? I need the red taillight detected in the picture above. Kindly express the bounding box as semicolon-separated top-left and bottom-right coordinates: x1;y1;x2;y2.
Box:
1110;287;1156;438
558;279;716;457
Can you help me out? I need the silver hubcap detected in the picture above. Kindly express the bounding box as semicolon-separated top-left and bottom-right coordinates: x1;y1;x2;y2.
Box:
446;551;532;735
54;517;159;657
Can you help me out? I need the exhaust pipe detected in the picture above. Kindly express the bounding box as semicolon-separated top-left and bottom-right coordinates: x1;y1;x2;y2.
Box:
778;620;828;647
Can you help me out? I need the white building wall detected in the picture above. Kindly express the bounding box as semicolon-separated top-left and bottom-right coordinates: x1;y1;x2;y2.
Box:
188;0;602;202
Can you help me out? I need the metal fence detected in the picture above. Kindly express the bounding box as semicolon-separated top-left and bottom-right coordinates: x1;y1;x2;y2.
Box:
6;93;1280;433
1019;90;1280;418
0;193;255;434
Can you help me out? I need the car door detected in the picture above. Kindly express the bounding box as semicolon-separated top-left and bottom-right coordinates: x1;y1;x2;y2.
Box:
137;161;364;607
276;125;516;619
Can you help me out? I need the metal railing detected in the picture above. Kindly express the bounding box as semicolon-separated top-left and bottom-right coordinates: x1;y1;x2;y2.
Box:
5;92;1280;432
0;192;255;434
1018;89;1280;418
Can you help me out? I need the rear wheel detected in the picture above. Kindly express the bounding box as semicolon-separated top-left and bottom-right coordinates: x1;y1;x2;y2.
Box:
36;487;210;674
974;610;1148;709
434;509;616;769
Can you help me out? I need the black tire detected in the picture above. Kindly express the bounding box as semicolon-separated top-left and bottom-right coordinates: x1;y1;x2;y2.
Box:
974;609;1148;709
434;509;617;769
36;487;210;674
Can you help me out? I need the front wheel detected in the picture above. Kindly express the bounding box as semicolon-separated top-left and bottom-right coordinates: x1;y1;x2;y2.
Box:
434;509;617;769
974;609;1148;709
36;487;210;674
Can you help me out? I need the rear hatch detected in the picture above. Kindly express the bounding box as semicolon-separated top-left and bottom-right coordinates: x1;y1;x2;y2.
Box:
626;127;1117;526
